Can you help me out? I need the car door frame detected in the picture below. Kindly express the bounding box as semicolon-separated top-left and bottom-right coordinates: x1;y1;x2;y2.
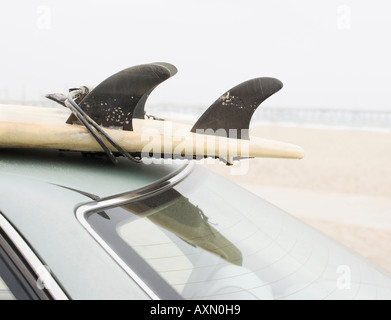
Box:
0;212;69;300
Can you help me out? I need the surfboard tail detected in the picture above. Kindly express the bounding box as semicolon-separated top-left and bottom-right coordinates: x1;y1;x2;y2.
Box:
40;62;304;164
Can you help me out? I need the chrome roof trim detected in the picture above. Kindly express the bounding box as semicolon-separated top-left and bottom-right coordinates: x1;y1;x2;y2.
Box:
75;160;194;300
0;213;69;300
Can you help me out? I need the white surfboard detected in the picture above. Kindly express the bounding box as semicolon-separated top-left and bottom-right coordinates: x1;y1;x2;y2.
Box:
0;105;304;163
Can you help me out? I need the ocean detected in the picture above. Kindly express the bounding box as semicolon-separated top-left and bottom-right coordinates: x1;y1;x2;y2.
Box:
3;99;391;132
148;104;391;132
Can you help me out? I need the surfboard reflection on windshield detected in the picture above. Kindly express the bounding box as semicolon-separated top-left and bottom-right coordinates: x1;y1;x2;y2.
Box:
86;186;249;300
121;189;243;266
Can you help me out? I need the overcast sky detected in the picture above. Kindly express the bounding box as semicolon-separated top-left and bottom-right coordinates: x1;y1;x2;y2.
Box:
0;0;390;111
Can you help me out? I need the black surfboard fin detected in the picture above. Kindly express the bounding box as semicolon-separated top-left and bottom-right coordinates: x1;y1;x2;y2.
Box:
66;63;177;131
132;62;178;119
191;77;283;140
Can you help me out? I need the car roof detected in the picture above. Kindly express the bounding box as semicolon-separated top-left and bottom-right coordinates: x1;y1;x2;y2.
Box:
0;171;153;299
0;148;183;199
0;148;187;299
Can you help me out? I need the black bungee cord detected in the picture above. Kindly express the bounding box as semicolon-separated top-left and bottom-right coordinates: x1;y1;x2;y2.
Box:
64;89;141;164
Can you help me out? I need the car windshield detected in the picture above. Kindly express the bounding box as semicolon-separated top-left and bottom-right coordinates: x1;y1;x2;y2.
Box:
85;164;391;300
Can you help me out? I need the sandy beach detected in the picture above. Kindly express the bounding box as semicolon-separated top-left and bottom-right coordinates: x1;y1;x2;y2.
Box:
201;124;391;275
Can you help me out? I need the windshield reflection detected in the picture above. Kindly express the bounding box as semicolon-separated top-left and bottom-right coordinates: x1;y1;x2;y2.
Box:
86;165;391;300
121;189;243;266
